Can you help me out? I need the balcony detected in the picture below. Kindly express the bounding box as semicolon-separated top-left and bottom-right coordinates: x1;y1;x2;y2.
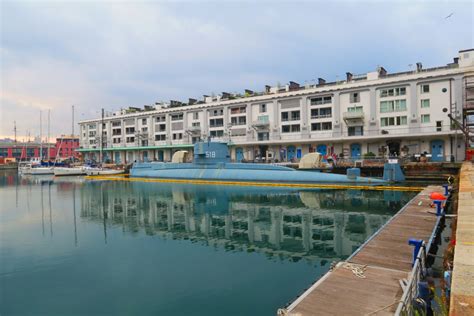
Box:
186;126;201;135
343;111;364;126
252;115;270;130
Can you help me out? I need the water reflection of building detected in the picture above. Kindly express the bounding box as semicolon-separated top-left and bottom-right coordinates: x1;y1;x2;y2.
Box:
80;182;414;262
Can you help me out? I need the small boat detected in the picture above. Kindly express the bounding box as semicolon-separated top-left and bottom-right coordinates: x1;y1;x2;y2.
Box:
54;166;87;176
85;168;124;176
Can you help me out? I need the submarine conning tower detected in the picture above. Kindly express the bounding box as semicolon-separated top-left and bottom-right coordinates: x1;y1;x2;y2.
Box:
193;141;231;164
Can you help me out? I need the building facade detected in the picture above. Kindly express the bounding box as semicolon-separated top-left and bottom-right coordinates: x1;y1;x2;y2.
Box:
78;49;474;163
0;136;80;161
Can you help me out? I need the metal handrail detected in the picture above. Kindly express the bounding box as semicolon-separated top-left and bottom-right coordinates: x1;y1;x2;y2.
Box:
395;242;427;315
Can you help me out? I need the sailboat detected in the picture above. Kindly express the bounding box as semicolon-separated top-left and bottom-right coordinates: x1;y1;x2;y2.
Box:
53;105;88;176
30;110;54;175
84;108;124;176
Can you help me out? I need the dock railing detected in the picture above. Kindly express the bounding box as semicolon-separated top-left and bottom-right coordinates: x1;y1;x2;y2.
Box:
395;242;427;315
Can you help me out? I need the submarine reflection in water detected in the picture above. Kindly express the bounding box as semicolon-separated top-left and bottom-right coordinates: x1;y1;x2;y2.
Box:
80;182;415;261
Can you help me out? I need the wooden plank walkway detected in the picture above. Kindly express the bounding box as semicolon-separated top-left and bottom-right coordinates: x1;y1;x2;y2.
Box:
283;185;443;316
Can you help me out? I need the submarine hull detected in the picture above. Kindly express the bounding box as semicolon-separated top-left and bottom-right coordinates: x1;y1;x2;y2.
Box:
130;162;386;185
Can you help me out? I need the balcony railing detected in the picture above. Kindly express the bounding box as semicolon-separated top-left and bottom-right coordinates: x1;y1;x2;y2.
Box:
343;111;364;120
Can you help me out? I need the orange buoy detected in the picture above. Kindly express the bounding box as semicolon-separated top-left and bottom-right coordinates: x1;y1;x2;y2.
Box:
430;192;447;201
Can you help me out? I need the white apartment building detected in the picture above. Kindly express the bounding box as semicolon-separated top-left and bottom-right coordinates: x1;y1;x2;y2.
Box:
78;49;474;163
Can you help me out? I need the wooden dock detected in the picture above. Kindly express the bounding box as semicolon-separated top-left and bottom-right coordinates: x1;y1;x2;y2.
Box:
282;185;443;315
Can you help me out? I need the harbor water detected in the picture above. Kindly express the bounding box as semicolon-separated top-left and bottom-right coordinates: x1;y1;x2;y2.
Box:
0;171;416;315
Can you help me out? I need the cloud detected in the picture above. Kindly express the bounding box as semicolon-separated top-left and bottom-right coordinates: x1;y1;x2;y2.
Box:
1;0;472;139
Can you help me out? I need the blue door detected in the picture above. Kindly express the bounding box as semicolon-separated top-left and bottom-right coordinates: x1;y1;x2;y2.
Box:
351;143;361;158
235;147;244;162
114;152;121;164
157;150;164;161
296;148;302;159
316;145;327;155
431;140;444;162
287;146;296;161
143;151;148;162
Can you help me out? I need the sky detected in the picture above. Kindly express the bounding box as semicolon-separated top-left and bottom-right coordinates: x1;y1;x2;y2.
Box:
1;0;473;141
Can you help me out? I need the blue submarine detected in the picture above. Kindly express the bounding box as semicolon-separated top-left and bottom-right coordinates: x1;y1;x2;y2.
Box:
130;141;404;185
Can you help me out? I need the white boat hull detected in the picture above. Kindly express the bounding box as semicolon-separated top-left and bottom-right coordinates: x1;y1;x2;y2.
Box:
85;169;124;176
54;167;87;176
29;167;55;175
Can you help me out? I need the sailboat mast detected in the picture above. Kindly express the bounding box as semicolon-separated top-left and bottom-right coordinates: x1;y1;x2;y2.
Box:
40;110;43;160
47;109;51;160
72;105;74;136
100;108;104;164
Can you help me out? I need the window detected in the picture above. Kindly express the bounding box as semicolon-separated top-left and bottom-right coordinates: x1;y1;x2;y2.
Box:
155;116;166;122
421;84;430;93
126;136;135;143
421;99;430;108
88;124;96;129
155;134;166;141
348;106;363;113
209;130;224;137
157;124;166;132
209;118;224;127
142;118;147;125
230;116;246;125
112;121;121;127
348;126;363;136
89;131;96;137
141;140;148;147
230;106;246;114
112;138;121;144
322;122;332;130
171;113;183;121
380;116;408;126
172;133;183;140
311;107;332;119
259;104;267;113
291;111;300;121
211;108;224;117
112;129;121;135
350;92;360;103
193;112;199;120
257;132;269;141
421;114;430;123
281;111;300;121
380;100;407;113
380;87;406;98
282;124;300;133
192;122;200;127
141;127;148;132
125;127;135;134
310;96;332;105
436;121;442;132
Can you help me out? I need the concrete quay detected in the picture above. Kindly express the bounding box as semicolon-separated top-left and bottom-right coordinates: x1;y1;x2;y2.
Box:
450;162;474;315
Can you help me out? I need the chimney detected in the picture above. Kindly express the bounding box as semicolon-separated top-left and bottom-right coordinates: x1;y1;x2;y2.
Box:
317;78;326;86
289;81;300;91
346;72;353;82
188;98;197;105
416;62;423;72
265;85;271;93
377;66;387;77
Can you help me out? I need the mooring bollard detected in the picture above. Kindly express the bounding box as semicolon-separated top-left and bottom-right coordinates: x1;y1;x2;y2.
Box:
408;239;424;267
442;184;449;196
433;200;443;216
